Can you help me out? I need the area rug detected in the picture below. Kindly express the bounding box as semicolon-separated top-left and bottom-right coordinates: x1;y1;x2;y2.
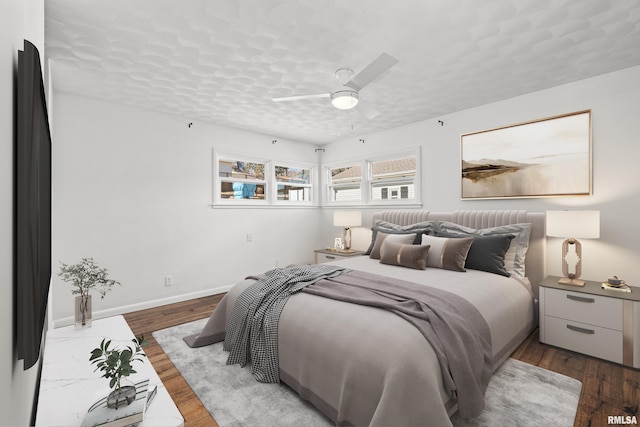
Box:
154;319;582;427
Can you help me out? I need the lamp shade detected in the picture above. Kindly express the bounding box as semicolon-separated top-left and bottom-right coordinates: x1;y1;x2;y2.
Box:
333;211;362;227
546;210;600;239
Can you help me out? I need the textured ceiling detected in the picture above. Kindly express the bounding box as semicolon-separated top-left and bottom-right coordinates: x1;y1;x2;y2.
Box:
45;0;640;144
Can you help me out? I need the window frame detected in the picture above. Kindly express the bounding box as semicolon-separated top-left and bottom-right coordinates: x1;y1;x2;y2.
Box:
212;150;317;207
322;148;421;207
325;160;366;206
272;160;316;206
214;151;270;205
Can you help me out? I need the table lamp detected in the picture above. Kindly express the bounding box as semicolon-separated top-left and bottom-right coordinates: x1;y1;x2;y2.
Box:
546;210;600;286
333;211;362;251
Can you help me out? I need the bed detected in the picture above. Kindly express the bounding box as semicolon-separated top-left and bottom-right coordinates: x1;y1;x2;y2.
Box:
185;209;546;426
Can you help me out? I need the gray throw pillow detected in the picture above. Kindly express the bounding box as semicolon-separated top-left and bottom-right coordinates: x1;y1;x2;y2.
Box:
364;220;436;255
438;232;514;277
380;241;430;270
421;235;473;272
369;232;417;260
437;221;531;278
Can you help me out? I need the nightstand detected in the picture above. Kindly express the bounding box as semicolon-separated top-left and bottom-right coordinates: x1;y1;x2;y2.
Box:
539;276;640;369
314;248;364;263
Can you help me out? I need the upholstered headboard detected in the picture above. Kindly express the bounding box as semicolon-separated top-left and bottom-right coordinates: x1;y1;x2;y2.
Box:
371;210;546;298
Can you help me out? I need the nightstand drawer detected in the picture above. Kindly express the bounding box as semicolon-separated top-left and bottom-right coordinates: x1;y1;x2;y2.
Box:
544;288;623;330
314;249;364;263
544;315;623;363
317;253;341;263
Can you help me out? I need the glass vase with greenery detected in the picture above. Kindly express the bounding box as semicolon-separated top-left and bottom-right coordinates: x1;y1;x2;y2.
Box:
58;257;120;326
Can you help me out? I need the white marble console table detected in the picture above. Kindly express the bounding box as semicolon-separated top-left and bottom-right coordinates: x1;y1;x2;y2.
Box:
36;315;183;427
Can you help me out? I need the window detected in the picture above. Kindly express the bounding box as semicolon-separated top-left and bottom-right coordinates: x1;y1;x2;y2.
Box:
370;155;416;201
275;164;312;202
380;186;410;200
328;163;362;202
213;151;316;206
323;149;420;206
218;158;267;201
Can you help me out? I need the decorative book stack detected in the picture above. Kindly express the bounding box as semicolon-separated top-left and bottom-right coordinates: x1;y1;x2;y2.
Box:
82;379;150;427
601;282;632;293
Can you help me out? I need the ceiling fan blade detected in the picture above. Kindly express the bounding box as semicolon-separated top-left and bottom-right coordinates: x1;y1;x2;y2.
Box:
346;53;399;91
355;100;380;120
272;93;330;102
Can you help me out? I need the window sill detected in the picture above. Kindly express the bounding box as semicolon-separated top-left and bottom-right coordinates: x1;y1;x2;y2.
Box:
210;204;319;209
322;202;423;208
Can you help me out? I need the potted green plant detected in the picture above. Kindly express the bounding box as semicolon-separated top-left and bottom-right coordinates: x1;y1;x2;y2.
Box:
58;257;120;327
90;335;146;409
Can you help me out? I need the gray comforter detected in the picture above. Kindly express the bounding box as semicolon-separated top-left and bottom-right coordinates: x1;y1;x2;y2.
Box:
185;265;497;426
224;264;347;383
302;269;492;419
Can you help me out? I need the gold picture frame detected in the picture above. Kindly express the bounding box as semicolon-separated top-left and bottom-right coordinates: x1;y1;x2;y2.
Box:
461;110;592;199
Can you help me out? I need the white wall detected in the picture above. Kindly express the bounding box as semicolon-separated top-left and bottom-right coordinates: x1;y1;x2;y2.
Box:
51;64;640;316
321;65;640;287
1;0;46;424
51;93;323;323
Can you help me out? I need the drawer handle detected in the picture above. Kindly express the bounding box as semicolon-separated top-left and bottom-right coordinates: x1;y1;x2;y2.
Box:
566;324;595;335
566;294;595;303
325;255;336;260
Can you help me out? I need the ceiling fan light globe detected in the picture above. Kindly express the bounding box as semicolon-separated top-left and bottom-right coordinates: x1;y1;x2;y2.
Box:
331;89;359;110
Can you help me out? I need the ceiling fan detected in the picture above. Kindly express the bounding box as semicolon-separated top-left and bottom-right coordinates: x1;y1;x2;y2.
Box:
272;53;399;119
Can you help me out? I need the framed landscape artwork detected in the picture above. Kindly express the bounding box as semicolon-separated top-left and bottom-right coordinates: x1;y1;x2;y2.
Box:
461;110;592;199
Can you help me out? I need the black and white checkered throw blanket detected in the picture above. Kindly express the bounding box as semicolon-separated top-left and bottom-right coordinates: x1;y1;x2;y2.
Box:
223;264;347;383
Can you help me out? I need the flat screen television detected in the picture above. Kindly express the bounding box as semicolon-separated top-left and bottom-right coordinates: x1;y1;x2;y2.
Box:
15;40;52;370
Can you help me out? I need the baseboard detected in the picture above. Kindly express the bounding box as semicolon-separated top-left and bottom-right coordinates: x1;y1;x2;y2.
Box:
52;284;233;328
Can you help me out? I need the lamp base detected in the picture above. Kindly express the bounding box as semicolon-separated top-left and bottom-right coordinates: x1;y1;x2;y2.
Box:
342;227;352;251
560;238;585;287
558;277;585;287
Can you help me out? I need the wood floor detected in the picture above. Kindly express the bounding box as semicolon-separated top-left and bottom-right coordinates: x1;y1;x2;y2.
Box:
123;294;223;427
124;294;639;427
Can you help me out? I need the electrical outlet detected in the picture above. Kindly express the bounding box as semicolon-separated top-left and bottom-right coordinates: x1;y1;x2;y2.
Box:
246;233;253;242
164;275;173;286
275;259;279;267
